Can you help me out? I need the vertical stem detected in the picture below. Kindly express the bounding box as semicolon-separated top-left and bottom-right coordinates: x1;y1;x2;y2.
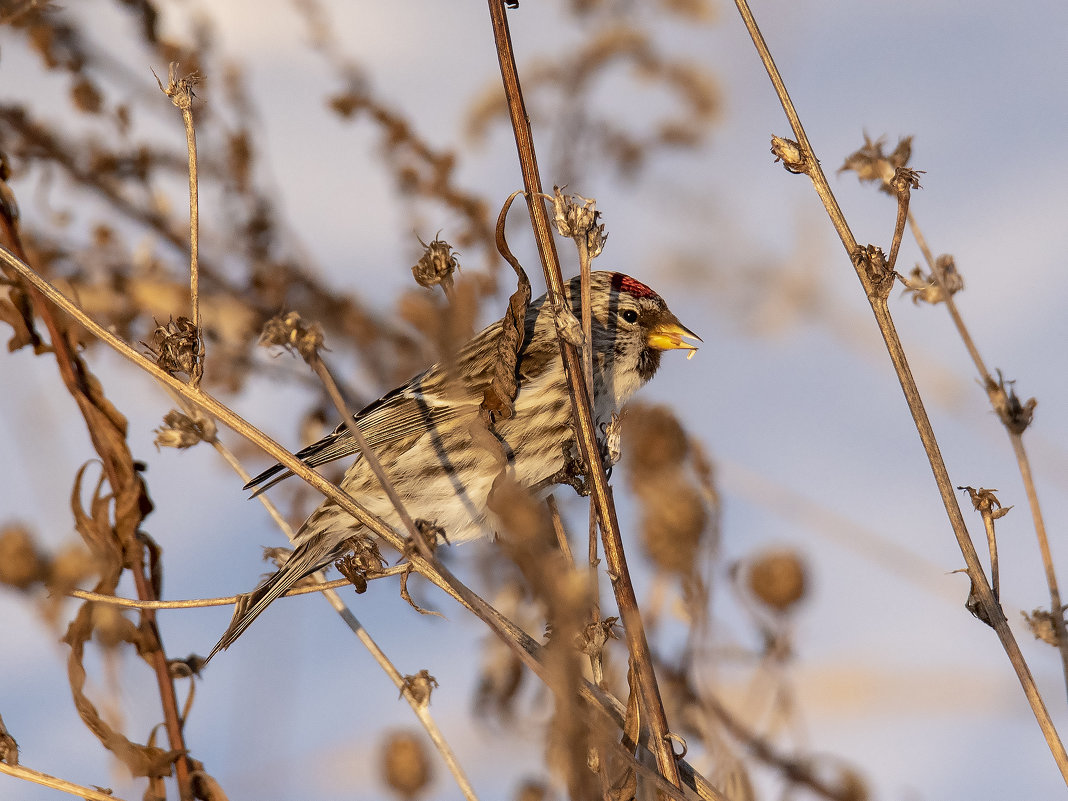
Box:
0;218;195;800
1011;434;1068;688
485;0;681;787
181;103;202;389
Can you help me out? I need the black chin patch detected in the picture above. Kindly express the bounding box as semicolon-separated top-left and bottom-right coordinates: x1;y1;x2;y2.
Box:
636;347;661;382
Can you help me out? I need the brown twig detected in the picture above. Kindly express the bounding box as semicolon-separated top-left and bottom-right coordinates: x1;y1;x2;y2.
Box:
485;0;681;788
0;217;196;799
70;568;412;609
0;762;128;801
155;64;204;388
733;0;1068;783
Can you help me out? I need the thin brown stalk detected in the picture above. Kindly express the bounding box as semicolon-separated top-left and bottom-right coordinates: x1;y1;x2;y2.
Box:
907;214;990;377
1011;436;1068;689
909;212;1068;694
546;494;576;568
985;512;1000;602
886;172;912;272
485;0;681;787
0;224;195;799
68;569;409;609
0;762;128;801
157;64;204;388
733;0;1068;783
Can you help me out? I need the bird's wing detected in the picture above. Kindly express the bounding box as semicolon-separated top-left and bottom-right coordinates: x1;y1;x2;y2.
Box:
244;372;480;496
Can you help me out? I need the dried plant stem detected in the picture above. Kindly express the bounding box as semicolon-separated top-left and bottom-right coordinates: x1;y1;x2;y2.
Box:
183;92;202;387
907;216;989;375
908;213;1068;695
486;0;681;787
577;243;603;662
69;569;409;609
886;180;909;271
982;506;1001;601
157;65;203;388
1011;436;1068;682
546;494;576;567
733;0;1068;783
0;221;195;799
0;762;128;801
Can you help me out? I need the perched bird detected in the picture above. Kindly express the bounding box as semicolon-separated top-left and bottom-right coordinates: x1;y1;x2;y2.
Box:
209;271;698;659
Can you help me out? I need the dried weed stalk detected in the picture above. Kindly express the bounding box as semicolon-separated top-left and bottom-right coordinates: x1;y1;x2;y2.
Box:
734;0;1068;782
841;133;1068;699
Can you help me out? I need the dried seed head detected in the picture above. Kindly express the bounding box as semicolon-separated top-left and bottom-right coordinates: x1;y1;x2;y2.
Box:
1022;608;1064;648
38;543;98;628
747;549;807;612
514;779;549;801
576;616;620;658
257;310;325;363
639;477;707;577
0;525;46;590
623;403;689;477
891;166;924;194
852;244;891;289
412;236;459;294
154;409;217;450
413;519;447;551
957;485;1010;517
336;534;386;592
989;370;1037;435
547;186;608;258
770;135;808;174
400;669;439;707
839;133;914;192
904;254;964;306
146;316;200;377
155;62;199;112
381;730;433;800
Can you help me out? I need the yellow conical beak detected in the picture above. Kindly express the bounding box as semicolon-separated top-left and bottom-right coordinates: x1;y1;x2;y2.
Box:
647;317;702;359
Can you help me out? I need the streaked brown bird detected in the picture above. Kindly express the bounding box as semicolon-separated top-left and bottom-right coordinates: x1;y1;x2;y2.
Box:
209;271;699;659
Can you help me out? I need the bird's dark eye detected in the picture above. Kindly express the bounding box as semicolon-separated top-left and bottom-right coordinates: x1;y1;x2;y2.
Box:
621;309;639;324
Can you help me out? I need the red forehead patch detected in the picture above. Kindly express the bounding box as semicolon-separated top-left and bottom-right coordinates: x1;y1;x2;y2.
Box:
613;273;658;299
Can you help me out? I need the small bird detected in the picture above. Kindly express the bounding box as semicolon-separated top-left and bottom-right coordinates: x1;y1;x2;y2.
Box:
209;271;699;659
